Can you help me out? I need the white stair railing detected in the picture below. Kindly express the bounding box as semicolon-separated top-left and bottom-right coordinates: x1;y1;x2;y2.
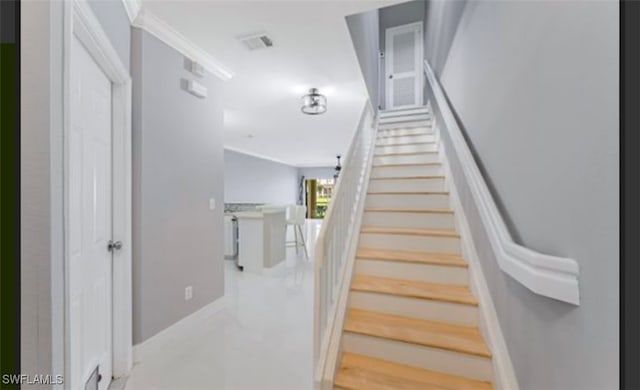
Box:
313;101;376;388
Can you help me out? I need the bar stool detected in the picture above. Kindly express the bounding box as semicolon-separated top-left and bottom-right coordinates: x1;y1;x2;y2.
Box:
286;205;309;261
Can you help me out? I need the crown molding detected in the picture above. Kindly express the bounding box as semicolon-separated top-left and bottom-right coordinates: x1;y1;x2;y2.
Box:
121;0;142;24
131;8;234;81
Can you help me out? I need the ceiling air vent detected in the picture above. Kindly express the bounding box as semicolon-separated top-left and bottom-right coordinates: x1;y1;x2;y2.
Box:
237;32;274;51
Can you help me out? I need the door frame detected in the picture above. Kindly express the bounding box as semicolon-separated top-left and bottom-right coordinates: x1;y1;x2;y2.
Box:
63;0;133;384
384;21;424;109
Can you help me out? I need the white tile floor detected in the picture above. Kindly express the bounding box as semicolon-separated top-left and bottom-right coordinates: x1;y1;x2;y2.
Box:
123;220;322;390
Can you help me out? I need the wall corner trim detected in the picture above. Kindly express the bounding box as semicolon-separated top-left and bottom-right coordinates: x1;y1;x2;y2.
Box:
121;0;142;25
131;8;234;81
424;60;580;305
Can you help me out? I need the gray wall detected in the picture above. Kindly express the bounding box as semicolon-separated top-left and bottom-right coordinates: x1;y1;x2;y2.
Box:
378;0;425;109
21;0;129;382
224;149;298;206
345;9;380;109
131;28;225;344
427;0;619;388
423;0;466;77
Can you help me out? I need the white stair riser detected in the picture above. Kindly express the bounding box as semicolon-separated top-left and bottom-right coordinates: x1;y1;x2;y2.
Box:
378;127;434;137
376;134;436;145
365;194;450;209
363;211;455;229
373;154;440;166
379;120;431;130
378;125;436;137
380;107;429;118
349;291;477;326
370;165;442;178
342;333;493;381
355;258;468;285
376;143;438;155
379;114;431;124
368;178;446;193
358;233;460;253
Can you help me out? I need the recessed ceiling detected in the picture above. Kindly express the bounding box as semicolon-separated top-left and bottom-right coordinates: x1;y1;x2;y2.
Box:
141;0;403;166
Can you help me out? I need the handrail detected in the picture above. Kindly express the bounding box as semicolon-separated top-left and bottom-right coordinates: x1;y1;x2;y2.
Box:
423;60;580;305
313;100;377;388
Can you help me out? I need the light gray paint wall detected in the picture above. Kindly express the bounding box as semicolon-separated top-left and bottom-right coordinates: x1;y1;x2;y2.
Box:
345;9;380;109
427;0;619;388
131;28;225;344
224;149;298;206
423;0;466;77
378;0;425;109
87;0;131;71
21;0;128;381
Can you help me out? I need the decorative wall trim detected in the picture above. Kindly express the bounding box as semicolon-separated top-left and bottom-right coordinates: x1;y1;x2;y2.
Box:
133;296;228;364
120;0;142;24
132;8;234;81
424;60;580;305
439;139;520;390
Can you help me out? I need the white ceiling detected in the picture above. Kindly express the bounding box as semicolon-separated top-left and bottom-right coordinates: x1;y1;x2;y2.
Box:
142;0;402;167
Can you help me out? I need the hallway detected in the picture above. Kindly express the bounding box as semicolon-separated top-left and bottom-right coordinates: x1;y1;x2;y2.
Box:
123;221;321;390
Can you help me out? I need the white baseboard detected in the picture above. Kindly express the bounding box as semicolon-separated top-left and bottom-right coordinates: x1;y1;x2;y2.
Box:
133;295;228;364
440;141;520;390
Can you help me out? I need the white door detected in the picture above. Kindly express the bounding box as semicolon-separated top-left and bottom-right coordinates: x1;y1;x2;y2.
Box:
69;34;113;390
385;22;424;109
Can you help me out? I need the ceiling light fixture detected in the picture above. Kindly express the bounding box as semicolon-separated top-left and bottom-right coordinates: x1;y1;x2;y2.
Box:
301;88;327;115
334;155;342;179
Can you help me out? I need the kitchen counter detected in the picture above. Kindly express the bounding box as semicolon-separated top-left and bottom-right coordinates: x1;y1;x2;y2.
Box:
231;207;287;273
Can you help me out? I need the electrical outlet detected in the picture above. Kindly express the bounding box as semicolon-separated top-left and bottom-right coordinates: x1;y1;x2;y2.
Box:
185;286;193;301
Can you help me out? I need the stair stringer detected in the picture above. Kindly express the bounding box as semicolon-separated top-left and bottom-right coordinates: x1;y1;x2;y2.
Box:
438;131;520;390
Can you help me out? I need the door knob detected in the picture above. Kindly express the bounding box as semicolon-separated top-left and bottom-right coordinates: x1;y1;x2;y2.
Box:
389;74;393;79
107;240;123;252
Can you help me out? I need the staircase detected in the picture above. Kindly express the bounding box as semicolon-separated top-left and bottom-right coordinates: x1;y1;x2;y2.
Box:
333;106;494;390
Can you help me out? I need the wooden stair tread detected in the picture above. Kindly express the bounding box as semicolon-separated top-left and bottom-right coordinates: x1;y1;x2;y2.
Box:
361;226;459;238
376;141;435;147
374;151;438;157
367;191;449;195
377;133;429;139
365;208;453;214
370;175;445;181
372;162;441;168
335;352;492;390
357;248;466;267
351;275;477;305
344;309;492;358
